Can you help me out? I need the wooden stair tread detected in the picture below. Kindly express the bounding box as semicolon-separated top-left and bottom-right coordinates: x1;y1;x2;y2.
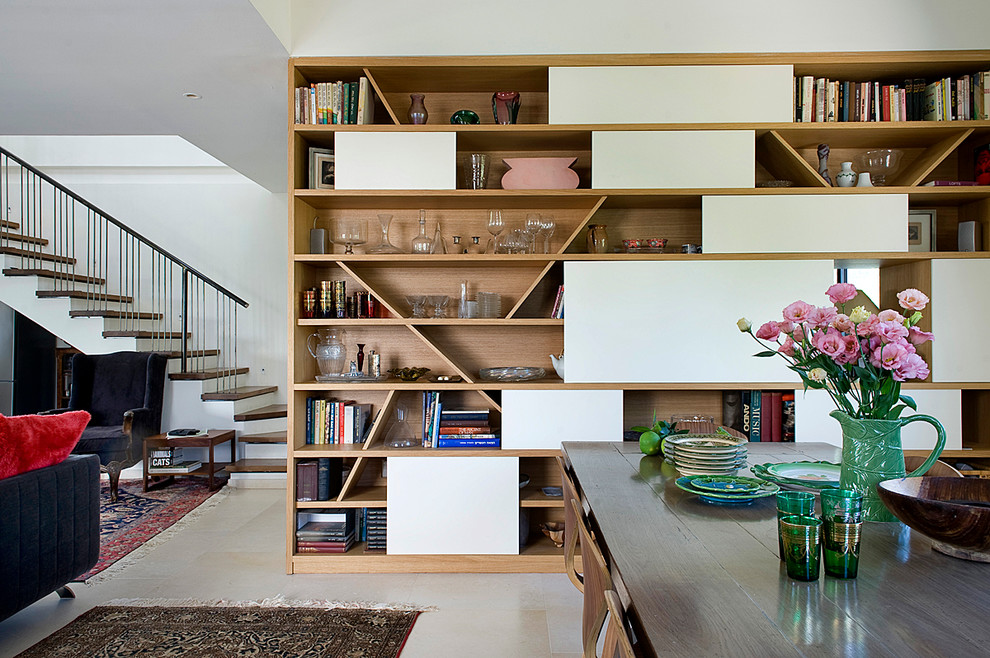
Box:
204;386;278;402
0;245;75;264
38;289;132;303
0;232;47;246
0;220;19;230
5;268;105;285
224;459;286;473
238;431;287;444
158;349;221;359
69;309;163;320
102;330;189;338
233;403;287;421
170;367;249;381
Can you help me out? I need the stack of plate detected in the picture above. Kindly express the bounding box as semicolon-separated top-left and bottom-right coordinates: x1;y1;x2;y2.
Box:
663;434;748;476
675;475;780;505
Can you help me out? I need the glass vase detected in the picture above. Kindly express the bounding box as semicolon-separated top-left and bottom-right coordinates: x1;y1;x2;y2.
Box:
587;224;609;254
408;94;428;125
384;404;418;448
367;214;403;254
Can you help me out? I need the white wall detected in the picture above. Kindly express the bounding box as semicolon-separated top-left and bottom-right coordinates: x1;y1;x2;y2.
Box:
290;0;990;56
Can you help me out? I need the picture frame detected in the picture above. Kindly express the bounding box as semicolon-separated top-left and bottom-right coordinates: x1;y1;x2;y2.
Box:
907;209;936;252
308;147;334;189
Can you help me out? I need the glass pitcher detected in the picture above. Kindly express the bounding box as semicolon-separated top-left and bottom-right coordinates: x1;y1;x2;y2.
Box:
307;327;347;377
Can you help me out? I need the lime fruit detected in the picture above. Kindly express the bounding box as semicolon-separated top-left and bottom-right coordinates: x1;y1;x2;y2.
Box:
639;430;662;456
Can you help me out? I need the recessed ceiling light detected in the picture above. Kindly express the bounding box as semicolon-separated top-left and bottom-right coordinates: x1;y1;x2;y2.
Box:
183;92;201;100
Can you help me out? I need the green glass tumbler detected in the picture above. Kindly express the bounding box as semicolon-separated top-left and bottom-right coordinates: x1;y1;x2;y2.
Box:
780;515;823;582
777;491;816;560
820;489;864;578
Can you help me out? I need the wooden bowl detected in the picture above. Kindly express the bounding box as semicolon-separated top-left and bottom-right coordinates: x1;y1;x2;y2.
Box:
877;477;990;561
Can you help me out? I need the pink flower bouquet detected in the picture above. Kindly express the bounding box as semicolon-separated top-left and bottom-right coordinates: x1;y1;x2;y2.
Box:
737;283;933;420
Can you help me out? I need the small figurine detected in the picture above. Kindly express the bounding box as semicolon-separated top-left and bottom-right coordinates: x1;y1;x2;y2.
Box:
817;143;832;186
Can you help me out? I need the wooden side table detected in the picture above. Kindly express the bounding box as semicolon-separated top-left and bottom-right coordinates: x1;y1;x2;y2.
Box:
143;429;236;492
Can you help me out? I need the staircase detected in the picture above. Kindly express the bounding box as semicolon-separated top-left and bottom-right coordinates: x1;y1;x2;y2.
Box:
0;146;286;483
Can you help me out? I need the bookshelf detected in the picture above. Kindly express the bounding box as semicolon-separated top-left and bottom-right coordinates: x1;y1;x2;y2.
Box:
287;51;990;574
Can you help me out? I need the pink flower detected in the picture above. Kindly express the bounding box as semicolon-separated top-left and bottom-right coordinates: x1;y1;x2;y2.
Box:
812;327;846;358
826;283;859;304
755;321;780;340
908;326;934;346
894;352;930;381
877;309;906;324
783;301;814;323
808;306;838;329
777;320;795;334
875;320;909;344
897;288;929;311
857;314;880;337
834;335;862;365
871;341;910;370
832;314;854;333
778;338;796;357
792;324;805;343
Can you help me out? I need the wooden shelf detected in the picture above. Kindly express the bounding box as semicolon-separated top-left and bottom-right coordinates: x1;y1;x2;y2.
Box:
293;444;561;458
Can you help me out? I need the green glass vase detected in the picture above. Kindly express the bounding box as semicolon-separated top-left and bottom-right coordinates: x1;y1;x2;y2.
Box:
831;410;946;522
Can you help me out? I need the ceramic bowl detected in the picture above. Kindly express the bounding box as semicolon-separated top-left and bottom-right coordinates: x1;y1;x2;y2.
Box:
449;109;480;124
622;238;643;249
540;521;565;548
387;367;431;382
877;477;990;561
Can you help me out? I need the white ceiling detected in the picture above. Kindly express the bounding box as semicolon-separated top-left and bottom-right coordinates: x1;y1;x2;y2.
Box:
0;0;289;192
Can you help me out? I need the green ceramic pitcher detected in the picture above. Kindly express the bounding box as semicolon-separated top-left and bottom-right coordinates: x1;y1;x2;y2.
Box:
831;410;947;522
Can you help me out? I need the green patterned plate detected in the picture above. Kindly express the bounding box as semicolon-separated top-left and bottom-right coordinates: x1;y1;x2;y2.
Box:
675;475;779;504
689;475;764;494
751;461;841;490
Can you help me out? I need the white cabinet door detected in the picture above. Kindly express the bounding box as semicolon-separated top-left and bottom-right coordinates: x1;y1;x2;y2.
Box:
592;131;754;189
549;65;793;124
334;132;456;190
387;456;519;555
501;390;624;449
564;260;835;383
794;389;962;451
703;194;908;253
931;258;990;382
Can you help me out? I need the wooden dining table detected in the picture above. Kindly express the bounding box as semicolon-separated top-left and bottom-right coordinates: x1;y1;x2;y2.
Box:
561;440;990;657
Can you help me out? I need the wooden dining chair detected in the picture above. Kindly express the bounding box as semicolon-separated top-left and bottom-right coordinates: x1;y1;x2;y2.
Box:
569;496;614;658
904;455;963;477
557;455;584;592
603;589;636;658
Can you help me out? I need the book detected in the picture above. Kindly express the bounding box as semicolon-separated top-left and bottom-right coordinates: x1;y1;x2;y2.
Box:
297;509;352;526
436;437;501;448
297;533;355;548
296;545;352;553
316;457;343;501
149;447;183;468
296;460;319;501
550;284;564;319
781;393;796;442
438;433;499;440
296;522;354;539
922;180;978;186
749;390;762;442
148;460;201;475
439;419;490;427
357;76;374;125
741;390;751;437
435;425;493;434
721;390;743;434
767;391;783;443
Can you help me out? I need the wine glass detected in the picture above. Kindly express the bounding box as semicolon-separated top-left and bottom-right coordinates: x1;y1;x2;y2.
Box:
525;213;543;253
331;218;367;254
426;294;450;318
540;215;556;254
485;209;504;254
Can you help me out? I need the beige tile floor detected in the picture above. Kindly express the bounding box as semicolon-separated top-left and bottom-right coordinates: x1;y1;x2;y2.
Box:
0;485;584;657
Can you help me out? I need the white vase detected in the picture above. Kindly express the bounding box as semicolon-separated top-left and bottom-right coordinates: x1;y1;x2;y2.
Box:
856;172;873;187
835;162;856;187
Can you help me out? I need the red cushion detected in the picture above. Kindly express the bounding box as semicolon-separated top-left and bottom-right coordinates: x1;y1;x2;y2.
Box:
0;411;91;480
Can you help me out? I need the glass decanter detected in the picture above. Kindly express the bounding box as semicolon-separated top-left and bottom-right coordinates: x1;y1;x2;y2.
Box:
411;210;433;254
367;213;403;254
384;404;418;448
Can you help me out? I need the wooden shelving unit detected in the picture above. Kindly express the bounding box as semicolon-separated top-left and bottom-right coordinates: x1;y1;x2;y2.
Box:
287;51;990;574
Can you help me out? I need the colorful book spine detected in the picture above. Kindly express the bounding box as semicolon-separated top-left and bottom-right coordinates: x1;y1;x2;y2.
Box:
749;390;762;442
437;437;501;448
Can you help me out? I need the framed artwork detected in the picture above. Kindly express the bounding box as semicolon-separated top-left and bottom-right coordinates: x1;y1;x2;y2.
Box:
308;147;334;189
907;209;936;252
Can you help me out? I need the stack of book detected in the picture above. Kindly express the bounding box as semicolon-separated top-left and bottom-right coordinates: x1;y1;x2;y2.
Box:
147;447;202;475
296;509;356;553
304;398;372;445
436;408;499;448
365;508;387;552
294;77;375;125
295;458;344;502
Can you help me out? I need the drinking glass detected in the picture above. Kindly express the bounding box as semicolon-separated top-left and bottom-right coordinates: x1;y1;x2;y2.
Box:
426;294;449;318
777;491;816;560
405;295;428;318
465;153;490;189
540;214;556;254
820;489;863;579
780;515;823;582
486;209;504;254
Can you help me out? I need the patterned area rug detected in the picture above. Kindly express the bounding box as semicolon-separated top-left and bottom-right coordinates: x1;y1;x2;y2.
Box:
14;604;420;657
75;478;226;582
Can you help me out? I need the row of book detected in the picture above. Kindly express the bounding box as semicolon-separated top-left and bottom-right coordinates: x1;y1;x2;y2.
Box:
294;78;375;125
147;447;201;475
422;392;500;448
722;390;795;443
295;508;386;554
304;398;373;445
794;72;990;122
295;458;343;502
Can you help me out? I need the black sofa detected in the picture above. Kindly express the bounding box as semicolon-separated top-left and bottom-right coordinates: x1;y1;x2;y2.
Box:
0;454;101;622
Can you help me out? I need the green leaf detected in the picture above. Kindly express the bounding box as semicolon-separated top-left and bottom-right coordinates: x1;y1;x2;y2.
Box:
899;394;917;411
886;404;908;420
630;426;650;433
753;350;778;358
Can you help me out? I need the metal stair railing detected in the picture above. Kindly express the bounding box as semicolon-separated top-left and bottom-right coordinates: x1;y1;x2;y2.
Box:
0;145;248;390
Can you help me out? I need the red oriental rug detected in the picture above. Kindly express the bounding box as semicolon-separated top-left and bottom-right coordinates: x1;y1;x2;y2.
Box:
75;478;227;582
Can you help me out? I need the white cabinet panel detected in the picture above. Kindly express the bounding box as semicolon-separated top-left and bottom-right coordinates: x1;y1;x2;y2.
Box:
334;132;456;190
703;194;908;253
502;390;624;449
794;389;962;451
931;259;990;382
592;131;754;189
549;65;793;124
564;260;834;383
387;456;518;555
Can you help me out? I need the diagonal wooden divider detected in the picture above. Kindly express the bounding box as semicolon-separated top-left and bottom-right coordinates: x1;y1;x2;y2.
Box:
336;389;397;501
898;128;973;187
336;261;403;318
757;131;828;187
363;68;399;125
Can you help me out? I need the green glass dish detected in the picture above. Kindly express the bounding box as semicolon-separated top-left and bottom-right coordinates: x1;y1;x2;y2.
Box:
688;475;764;494
752;461;841;490
449;109;480;124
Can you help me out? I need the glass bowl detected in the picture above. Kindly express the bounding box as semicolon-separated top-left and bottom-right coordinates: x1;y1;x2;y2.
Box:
854;149;903;186
479;366;546;382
